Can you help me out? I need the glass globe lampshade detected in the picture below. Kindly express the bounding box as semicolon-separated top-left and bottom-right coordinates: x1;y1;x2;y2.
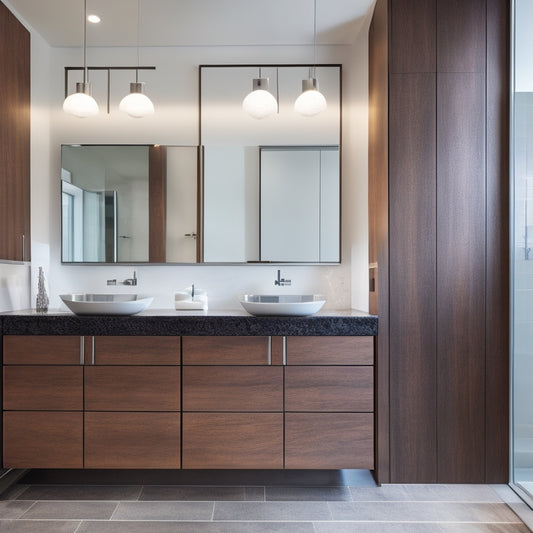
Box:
63;82;99;118
294;78;327;117
119;82;155;118
242;78;277;119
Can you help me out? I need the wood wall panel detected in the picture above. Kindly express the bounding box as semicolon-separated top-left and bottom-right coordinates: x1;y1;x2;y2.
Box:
485;0;510;483
390;0;436;73
368;0;389;483
436;72;486;483
149;145;167;262
389;72;437;483
0;1;30;261
437;0;486;73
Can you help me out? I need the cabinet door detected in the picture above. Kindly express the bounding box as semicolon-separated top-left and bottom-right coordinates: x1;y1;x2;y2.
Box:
183;366;282;411
85;366;180;411
3;366;83;410
0;1;30;262
285;413;374;469
3;412;83;468
94;336;180;365
3;335;81;365
182;413;283;469
285;366;373;412
286;336;374;365
85;412;180;468
182;336;271;365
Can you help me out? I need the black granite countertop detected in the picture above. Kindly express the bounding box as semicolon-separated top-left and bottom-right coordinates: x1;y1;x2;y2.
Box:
0;309;377;336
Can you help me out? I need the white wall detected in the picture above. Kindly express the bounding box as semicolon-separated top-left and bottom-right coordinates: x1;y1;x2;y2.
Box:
22;14;373;312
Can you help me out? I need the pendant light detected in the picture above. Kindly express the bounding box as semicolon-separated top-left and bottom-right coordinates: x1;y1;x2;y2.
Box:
242;68;278;119
63;0;99;117
119;0;154;118
294;0;327;117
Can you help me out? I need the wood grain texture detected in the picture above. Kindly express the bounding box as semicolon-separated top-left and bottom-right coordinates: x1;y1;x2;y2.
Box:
3;412;83;468
182;336;270;365
389;73;437;483
149;145;167;262
94;336;180;365
0;1;30;261
437;0;486;73
390;0;436;73
285;366;373;413
286;336;373;365
485;0;510;483
368;0;390;483
3;366;83;411
183;366;282;412
285;413;374;469
271;336;284;366
3;335;81;365
85;366;180;411
182;413;283;469
85;412;180;469
437;72;486;483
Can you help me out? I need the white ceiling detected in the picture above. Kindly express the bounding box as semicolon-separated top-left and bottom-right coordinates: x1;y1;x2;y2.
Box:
7;0;375;48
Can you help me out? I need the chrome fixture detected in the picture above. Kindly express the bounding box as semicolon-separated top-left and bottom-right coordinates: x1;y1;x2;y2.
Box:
274;269;291;287
242;67;278;119
294;0;327;116
63;0;99;117
106;271;137;286
119;0;155;118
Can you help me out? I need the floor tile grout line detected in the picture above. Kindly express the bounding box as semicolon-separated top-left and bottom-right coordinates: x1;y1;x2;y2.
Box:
73;520;84;533
106;501;120;521
17;499;38;519
210;501;215;521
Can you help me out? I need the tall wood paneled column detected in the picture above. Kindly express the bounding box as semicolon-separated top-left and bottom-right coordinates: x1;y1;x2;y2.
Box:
369;0;509;484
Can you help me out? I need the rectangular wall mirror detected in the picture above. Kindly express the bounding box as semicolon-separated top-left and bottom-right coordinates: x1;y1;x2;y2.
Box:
61;64;341;264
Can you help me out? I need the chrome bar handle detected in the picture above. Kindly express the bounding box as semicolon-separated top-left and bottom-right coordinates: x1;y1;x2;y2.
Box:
267;337;272;365
22;234;25;262
91;336;95;365
282;336;287;366
80;337;85;365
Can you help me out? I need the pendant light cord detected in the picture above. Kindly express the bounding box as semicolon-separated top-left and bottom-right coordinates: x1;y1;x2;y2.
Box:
136;0;140;83
312;0;317;78
83;0;88;83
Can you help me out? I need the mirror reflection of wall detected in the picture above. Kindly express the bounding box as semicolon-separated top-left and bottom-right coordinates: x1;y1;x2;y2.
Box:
200;65;341;264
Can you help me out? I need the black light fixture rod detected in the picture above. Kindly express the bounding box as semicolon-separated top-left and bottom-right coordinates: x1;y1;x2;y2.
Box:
83;0;88;83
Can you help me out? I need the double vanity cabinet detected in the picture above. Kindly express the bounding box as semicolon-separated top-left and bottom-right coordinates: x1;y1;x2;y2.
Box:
0;312;377;472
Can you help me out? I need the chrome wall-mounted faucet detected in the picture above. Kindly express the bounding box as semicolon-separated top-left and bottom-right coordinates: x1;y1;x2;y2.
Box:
274;269;291;287
107;270;137;286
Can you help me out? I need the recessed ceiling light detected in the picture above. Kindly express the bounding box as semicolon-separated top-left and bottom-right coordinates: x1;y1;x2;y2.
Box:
87;14;101;23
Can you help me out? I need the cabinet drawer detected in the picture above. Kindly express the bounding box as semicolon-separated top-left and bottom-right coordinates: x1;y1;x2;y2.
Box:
182;336;271;365
94;336;180;365
286;336;374;365
182;413;283;469
183;366;283;412
3;411;83;468
3;335;81;365
285;366;373;412
85;412;180;468
285;413;374;469
85;366;180;411
3;366;83;410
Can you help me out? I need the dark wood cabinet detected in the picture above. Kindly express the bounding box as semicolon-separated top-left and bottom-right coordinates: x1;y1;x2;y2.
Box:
182;413;283;469
85;412;180;469
182;336;271;365
369;0;509;483
0;1;30;262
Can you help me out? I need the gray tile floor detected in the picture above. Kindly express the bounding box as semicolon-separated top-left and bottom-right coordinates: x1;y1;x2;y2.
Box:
0;483;531;532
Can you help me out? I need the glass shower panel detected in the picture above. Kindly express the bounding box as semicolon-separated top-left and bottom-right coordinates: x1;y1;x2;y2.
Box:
512;0;533;507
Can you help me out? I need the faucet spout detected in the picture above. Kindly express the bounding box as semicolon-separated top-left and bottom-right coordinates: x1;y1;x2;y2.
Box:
274;269;291;287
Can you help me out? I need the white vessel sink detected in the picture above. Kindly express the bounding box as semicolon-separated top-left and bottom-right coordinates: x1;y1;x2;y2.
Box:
238;294;326;317
60;294;153;315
